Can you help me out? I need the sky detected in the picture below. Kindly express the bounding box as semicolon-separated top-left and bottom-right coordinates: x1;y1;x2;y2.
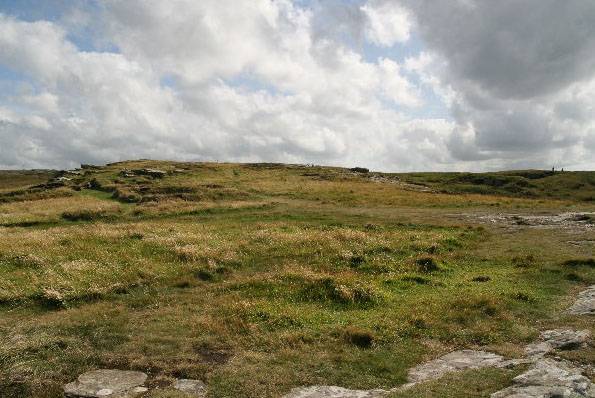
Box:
0;0;594;171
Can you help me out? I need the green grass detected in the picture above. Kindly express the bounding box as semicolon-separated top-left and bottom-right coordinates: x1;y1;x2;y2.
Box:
392;170;595;201
0;161;593;397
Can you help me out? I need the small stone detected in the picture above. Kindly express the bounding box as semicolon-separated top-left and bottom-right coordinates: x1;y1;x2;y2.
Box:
173;379;207;397
282;386;387;398
64;369;147;398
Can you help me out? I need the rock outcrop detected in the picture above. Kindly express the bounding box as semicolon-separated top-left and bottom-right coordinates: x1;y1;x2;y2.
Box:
567;285;595;315
63;369;148;398
491;359;595;398
406;350;505;384
283;386;387;398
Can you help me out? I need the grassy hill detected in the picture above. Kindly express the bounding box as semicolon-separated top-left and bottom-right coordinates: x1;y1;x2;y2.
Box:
393;170;595;201
0;161;593;397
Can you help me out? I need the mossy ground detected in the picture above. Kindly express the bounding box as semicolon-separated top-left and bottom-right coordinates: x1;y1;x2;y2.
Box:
0;161;593;397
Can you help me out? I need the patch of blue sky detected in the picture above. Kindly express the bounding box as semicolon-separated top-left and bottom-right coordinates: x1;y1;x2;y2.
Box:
159;74;177;89
408;86;452;120
0;0;118;54
223;73;294;97
0;64;41;97
0;0;67;22
362;32;425;64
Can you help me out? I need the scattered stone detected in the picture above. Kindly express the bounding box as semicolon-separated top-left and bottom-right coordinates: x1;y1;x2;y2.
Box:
64;369;148;398
54;176;72;182
567;285;595;315
282;386;387;398
119;169;136;178
135;168;167;178
491;359;595;398
406;350;505;384
173;379;207;397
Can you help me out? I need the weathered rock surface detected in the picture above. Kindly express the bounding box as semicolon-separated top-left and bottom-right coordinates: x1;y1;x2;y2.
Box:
525;329;591;358
173;379;207;397
64;369;148;398
568;285;595;315
541;329;590;350
406;350;505;384
461;212;595;229
282;386;387;398
491;359;595;398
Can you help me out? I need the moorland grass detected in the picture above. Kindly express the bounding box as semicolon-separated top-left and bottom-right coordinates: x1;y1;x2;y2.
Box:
0;161;593;397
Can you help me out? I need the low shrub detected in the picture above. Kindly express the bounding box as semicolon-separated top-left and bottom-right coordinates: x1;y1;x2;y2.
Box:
300;277;380;306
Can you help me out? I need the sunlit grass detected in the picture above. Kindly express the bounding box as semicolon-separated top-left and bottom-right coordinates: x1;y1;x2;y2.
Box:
0;161;593;397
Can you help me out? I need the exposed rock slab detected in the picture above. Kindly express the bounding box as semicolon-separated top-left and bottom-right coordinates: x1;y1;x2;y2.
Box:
64;369;148;398
282;386;387;398
525;329;591;358
541;329;590;350
173;379;207;397
567;286;595;315
406;350;505;384
491;359;595;398
459;212;594;229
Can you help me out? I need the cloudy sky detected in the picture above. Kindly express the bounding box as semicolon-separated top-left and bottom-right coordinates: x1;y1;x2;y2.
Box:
1;0;594;171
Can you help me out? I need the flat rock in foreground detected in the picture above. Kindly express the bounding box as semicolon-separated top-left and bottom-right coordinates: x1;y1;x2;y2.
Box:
64;369;148;398
406;350;505;384
567;285;595;315
491;359;595;398
282;386;387;398
525;329;591;357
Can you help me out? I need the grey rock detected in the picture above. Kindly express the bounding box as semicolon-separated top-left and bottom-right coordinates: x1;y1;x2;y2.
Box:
282;386;387;398
407;350;505;384
491;359;595;398
132;168;167;178
524;329;590;358
567;286;595;316
541;329;590;350
524;342;554;358
64;369;148;398
173;379;207;397
497;358;535;369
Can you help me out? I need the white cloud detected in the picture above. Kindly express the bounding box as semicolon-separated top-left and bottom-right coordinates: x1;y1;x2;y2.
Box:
0;0;594;171
361;1;411;47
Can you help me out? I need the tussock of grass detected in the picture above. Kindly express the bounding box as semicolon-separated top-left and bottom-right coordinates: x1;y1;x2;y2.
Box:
340;326;375;348
298;277;382;307
415;257;440;273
